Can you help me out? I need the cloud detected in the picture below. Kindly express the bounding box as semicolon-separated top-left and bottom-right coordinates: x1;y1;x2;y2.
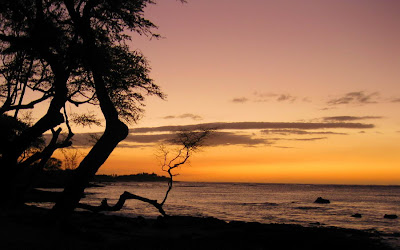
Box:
261;129;347;135
207;132;271;146
162;113;203;121
391;98;400;103
119;131;271;148
322;116;383;122
123;134;174;144
64;120;375;149
290;137;328;141
116;143;154;149
130;121;374;133
253;92;277;102
67;131;272;148
65;133;172;148
253;92;299;103
232;92;306;104
163;115;176;119
277;94;297;102
231;97;249;103
327;91;379;105
179;113;203;120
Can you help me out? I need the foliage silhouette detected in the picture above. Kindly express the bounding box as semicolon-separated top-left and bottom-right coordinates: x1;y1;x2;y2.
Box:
0;0;169;212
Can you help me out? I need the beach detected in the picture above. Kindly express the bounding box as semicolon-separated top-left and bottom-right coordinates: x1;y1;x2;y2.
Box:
14;181;400;249
1;205;396;250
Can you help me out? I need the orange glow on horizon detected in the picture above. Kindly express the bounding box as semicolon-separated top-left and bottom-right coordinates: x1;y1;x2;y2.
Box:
43;1;400;186
87;136;400;185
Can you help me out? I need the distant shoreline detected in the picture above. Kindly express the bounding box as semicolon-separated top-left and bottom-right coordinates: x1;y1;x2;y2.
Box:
94;172;169;183
34;171;169;188
143;180;400;187
35;170;400;187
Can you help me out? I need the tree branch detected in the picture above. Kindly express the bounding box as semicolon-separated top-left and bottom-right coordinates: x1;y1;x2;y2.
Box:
2;94;52;112
77;191;167;216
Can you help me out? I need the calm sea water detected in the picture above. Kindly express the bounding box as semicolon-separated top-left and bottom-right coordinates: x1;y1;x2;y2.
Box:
77;182;400;235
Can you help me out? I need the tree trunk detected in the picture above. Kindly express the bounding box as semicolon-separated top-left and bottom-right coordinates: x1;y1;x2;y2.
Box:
0;71;68;209
52;119;128;216
52;51;129;217
52;4;131;217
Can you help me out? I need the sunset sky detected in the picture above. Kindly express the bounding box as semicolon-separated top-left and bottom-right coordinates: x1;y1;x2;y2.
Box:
50;0;400;184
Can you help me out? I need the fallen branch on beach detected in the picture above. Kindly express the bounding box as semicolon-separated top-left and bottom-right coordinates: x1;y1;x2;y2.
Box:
77;191;167;216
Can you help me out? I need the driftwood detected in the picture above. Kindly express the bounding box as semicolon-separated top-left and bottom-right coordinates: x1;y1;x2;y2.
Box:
77;191;167;216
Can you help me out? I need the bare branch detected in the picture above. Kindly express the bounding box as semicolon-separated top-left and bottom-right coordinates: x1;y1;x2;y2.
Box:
2;94;52;112
77;191;167;216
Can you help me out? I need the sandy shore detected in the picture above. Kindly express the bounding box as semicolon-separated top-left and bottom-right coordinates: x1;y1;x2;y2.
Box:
0;205;397;250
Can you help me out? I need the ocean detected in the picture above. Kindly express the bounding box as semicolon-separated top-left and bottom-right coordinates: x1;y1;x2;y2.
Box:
77;182;400;235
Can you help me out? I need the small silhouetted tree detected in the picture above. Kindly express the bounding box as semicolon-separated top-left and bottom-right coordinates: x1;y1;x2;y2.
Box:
43;158;63;171
158;129;212;207
60;148;82;170
76;129;212;217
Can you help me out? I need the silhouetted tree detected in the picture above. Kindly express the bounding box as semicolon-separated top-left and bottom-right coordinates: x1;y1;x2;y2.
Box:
0;0;77;207
43;157;63;171
0;0;164;210
76;129;211;217
0;114;45;160
52;0;164;217
158;129;212;207
60;148;82;170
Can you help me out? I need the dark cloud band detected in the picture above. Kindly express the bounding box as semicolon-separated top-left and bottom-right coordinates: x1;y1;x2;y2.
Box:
131;121;374;133
56;121;374;149
322;116;382;122
327;91;379;105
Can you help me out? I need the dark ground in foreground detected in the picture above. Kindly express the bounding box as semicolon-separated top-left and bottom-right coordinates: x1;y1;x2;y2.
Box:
0;206;397;250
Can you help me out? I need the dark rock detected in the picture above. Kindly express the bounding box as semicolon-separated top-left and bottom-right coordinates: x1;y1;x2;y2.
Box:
351;213;362;218
309;222;323;226
384;214;398;219
314;197;330;204
135;216;147;226
203;216;227;226
154;215;167;228
229;220;246;226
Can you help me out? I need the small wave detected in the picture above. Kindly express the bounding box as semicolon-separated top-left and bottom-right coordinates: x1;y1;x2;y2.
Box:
262;202;279;206
262;215;276;220
375;194;398;197
295;206;322;210
241;202;279;207
179;185;205;188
